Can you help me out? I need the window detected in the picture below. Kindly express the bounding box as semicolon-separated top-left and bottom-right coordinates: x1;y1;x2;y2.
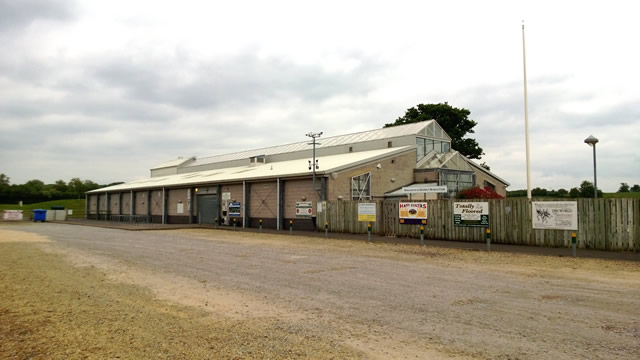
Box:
351;172;371;200
349;146;353;153
439;171;474;198
416;138;425;160
442;142;450;152
484;180;496;191
387;141;393;148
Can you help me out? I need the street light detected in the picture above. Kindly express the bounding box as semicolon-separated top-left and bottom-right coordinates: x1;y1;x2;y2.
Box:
584;135;599;198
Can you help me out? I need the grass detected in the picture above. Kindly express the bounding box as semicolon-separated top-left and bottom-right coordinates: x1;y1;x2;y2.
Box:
0;199;86;218
603;192;640;198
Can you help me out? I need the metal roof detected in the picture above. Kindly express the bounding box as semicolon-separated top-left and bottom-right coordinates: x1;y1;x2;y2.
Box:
91;146;414;193
151;157;195;170
181;121;440;168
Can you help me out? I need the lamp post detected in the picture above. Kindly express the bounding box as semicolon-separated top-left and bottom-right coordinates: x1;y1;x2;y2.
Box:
306;131;322;197
584;135;599;198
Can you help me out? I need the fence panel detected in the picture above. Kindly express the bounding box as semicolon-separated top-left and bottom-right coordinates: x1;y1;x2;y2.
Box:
321;198;639;251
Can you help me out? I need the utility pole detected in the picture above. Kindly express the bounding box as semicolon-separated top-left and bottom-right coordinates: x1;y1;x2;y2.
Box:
306;131;322;198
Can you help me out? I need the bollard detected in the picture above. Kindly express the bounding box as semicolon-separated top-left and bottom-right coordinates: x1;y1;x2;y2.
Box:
259;219;263;233
214;217;218;229
367;223;371;242
289;220;293;235
486;229;491;251
572;232;577;257
233;218;237;231
420;225;424;246
324;221;328;239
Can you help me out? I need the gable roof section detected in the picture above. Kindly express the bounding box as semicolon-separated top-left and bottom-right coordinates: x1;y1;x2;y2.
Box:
182;120;446;168
90;146;414;193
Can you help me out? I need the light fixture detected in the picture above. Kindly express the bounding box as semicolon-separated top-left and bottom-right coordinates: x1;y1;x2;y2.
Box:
584;135;599;198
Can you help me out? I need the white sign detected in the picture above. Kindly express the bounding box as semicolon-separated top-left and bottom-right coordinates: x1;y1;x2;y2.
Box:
2;210;23;221
401;185;448;193
453;202;489;227
296;201;313;217
358;203;376;222
177;203;184;214
532;201;578;230
222;192;231;201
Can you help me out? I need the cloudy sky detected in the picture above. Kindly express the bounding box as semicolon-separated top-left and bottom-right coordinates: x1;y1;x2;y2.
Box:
1;0;638;192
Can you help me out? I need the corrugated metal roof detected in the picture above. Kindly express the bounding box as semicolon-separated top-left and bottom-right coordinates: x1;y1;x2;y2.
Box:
184;121;436;167
151;157;195;170
90;146;414;193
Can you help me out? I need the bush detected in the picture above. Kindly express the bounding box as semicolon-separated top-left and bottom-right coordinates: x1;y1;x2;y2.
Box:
457;186;504;199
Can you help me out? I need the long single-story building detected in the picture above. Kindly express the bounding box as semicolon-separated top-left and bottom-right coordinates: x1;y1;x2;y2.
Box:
87;121;509;230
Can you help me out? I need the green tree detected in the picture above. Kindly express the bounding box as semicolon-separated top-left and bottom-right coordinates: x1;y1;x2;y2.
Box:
384;102;484;159
0;173;9;186
569;187;580;198
631;184;640;192
579;180;603;198
618;182;630;192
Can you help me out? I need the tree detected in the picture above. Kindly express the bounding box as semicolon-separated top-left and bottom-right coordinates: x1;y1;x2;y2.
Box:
458;186;504;199
480;162;490;171
569;187;580;198
632;184;640;192
0;173;9;186
618;183;630;192
384;102;484;159
579;180;603;198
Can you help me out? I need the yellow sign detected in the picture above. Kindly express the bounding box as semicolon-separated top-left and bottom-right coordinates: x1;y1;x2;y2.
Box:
358;203;376;222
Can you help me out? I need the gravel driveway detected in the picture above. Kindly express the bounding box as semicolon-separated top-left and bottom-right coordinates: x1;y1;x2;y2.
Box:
3;222;639;359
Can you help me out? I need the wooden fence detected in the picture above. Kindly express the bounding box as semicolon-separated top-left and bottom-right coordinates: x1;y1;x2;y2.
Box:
319;198;640;251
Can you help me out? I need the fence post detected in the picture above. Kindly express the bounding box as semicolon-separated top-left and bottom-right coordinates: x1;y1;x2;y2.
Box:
486;228;491;251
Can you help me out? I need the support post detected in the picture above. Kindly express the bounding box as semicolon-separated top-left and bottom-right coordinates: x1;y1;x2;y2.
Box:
572;232;577;257
289;220;293;235
85;193;88;219
243;181;249;228
188;188;193;224
130;190;134;224
420;225;424;246
259;219;262;233
146;190;151;224
324;221;328;238
367;222;371;242
105;192;109;221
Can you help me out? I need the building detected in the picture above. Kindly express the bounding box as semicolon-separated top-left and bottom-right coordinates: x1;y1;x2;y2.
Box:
87;121;509;230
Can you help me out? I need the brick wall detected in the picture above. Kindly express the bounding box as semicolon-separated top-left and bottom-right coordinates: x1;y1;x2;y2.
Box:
249;181;277;219
327;150;416;201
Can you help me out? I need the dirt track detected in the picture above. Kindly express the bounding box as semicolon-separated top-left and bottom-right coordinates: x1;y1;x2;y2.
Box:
1;223;639;359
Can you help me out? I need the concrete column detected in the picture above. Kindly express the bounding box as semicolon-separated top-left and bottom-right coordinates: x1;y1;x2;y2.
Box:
105;192;109;220
162;187;166;225
243;181;249;228
188;188;194;224
118;193;123;215
130;190;134;216
95;194;99;220
146;190;151;223
85;193;88;219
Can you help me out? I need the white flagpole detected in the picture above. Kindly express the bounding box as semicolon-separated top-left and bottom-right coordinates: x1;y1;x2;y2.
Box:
522;21;532;200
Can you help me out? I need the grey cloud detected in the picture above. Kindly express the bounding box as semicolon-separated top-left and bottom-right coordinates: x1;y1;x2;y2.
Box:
94;54;379;110
0;0;76;31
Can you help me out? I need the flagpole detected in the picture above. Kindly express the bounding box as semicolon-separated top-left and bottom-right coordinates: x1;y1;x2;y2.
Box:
522;21;532;200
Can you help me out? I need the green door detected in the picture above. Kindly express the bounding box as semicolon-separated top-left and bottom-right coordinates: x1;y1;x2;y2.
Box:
197;194;219;224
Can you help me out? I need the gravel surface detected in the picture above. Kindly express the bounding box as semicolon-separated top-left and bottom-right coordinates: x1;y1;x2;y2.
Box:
2;222;640;359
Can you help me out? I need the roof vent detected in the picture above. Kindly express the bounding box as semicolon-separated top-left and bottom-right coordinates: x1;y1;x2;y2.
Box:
249;155;266;166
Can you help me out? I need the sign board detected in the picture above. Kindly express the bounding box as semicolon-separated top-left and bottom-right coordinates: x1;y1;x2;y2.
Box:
296;201;313;217
222;192;231;201
399;202;427;225
176;203;184;214
401;185;448;193
358;203;376;222
454;202;489;227
228;202;241;217
532;201;578;230
2;210;23;221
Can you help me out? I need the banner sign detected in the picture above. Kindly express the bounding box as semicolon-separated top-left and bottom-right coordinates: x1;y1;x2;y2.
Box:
401;185;447;193
399;202;427;225
453;202;489;227
228;202;241;217
532;201;578;230
2;210;23;221
358;203;376;222
295;201;313;217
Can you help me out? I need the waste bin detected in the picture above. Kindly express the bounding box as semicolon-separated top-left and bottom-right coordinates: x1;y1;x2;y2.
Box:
33;209;47;222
